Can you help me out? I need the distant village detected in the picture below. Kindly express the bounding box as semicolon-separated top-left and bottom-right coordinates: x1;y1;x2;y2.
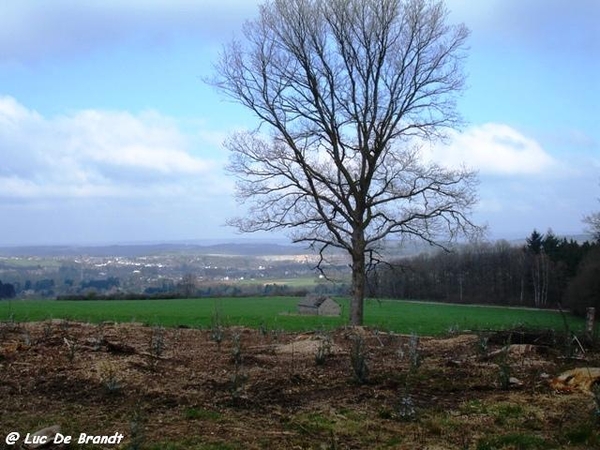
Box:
0;243;350;300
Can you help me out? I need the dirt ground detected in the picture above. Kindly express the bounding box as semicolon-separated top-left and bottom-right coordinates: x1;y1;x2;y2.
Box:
1;320;599;449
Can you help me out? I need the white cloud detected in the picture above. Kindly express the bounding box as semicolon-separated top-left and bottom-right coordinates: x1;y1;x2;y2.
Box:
442;123;600;238
0;95;222;201
58;110;210;175
426;123;557;176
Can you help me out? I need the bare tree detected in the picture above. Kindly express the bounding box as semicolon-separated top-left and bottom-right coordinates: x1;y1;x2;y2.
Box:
583;184;600;241
584;212;600;241
178;273;197;298
584;192;600;241
212;0;480;325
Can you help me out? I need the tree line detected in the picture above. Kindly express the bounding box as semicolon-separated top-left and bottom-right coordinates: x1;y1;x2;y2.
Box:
0;280;16;299
368;230;600;316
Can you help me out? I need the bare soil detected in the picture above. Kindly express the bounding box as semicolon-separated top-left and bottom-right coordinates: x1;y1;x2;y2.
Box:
1;320;599;449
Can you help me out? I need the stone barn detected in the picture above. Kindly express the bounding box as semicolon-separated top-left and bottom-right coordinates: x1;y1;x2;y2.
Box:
297;295;341;316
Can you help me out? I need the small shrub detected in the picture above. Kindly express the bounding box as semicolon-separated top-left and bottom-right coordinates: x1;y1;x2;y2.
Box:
498;361;511;391
350;334;369;384
258;321;269;337
231;332;243;366
395;394;417;421
42;321;53;340
59;319;71;335
476;334;489;356
64;336;78;363
211;308;224;351
408;332;421;373
496;347;512;391
150;326;165;357
229;332;247;401
128;404;145;450
21;330;32;347
57;319;78;363
97;361;122;394
495;340;512;391
315;333;332;366
447;323;461;335
230;369;248;400
396;333;422;374
92;322;105;351
147;326;166;370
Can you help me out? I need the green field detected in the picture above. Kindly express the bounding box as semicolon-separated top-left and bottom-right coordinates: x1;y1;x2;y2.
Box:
0;297;588;336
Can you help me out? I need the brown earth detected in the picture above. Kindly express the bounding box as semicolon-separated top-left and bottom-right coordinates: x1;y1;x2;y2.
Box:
1;320;599;449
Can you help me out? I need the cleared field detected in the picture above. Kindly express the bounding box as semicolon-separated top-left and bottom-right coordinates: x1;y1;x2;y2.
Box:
0;297;587;335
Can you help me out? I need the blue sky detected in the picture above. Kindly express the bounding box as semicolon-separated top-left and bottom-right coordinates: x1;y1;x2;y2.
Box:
0;0;598;246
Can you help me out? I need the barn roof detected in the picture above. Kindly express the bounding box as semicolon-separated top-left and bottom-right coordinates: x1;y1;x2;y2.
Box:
297;295;329;308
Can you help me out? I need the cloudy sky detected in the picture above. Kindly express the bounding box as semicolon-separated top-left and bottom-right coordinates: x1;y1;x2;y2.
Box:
0;0;598;246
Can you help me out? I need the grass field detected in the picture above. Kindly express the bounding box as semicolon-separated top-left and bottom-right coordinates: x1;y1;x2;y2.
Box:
0;296;588;336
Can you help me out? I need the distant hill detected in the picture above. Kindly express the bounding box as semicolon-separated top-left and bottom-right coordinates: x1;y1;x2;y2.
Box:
0;234;592;259
0;242;314;258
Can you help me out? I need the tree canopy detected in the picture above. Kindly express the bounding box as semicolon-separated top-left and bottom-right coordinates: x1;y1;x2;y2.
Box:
212;0;479;325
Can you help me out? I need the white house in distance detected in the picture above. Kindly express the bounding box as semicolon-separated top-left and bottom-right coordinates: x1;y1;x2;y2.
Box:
297;295;341;316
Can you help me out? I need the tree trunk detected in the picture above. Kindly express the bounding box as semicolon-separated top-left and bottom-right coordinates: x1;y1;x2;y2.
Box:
351;251;366;326
350;229;366;326
541;253;549;307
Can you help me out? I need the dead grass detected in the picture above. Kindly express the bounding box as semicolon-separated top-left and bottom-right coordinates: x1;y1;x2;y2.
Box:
0;320;599;449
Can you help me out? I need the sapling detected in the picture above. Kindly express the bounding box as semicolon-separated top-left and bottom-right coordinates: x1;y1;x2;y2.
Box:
350;334;369;384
